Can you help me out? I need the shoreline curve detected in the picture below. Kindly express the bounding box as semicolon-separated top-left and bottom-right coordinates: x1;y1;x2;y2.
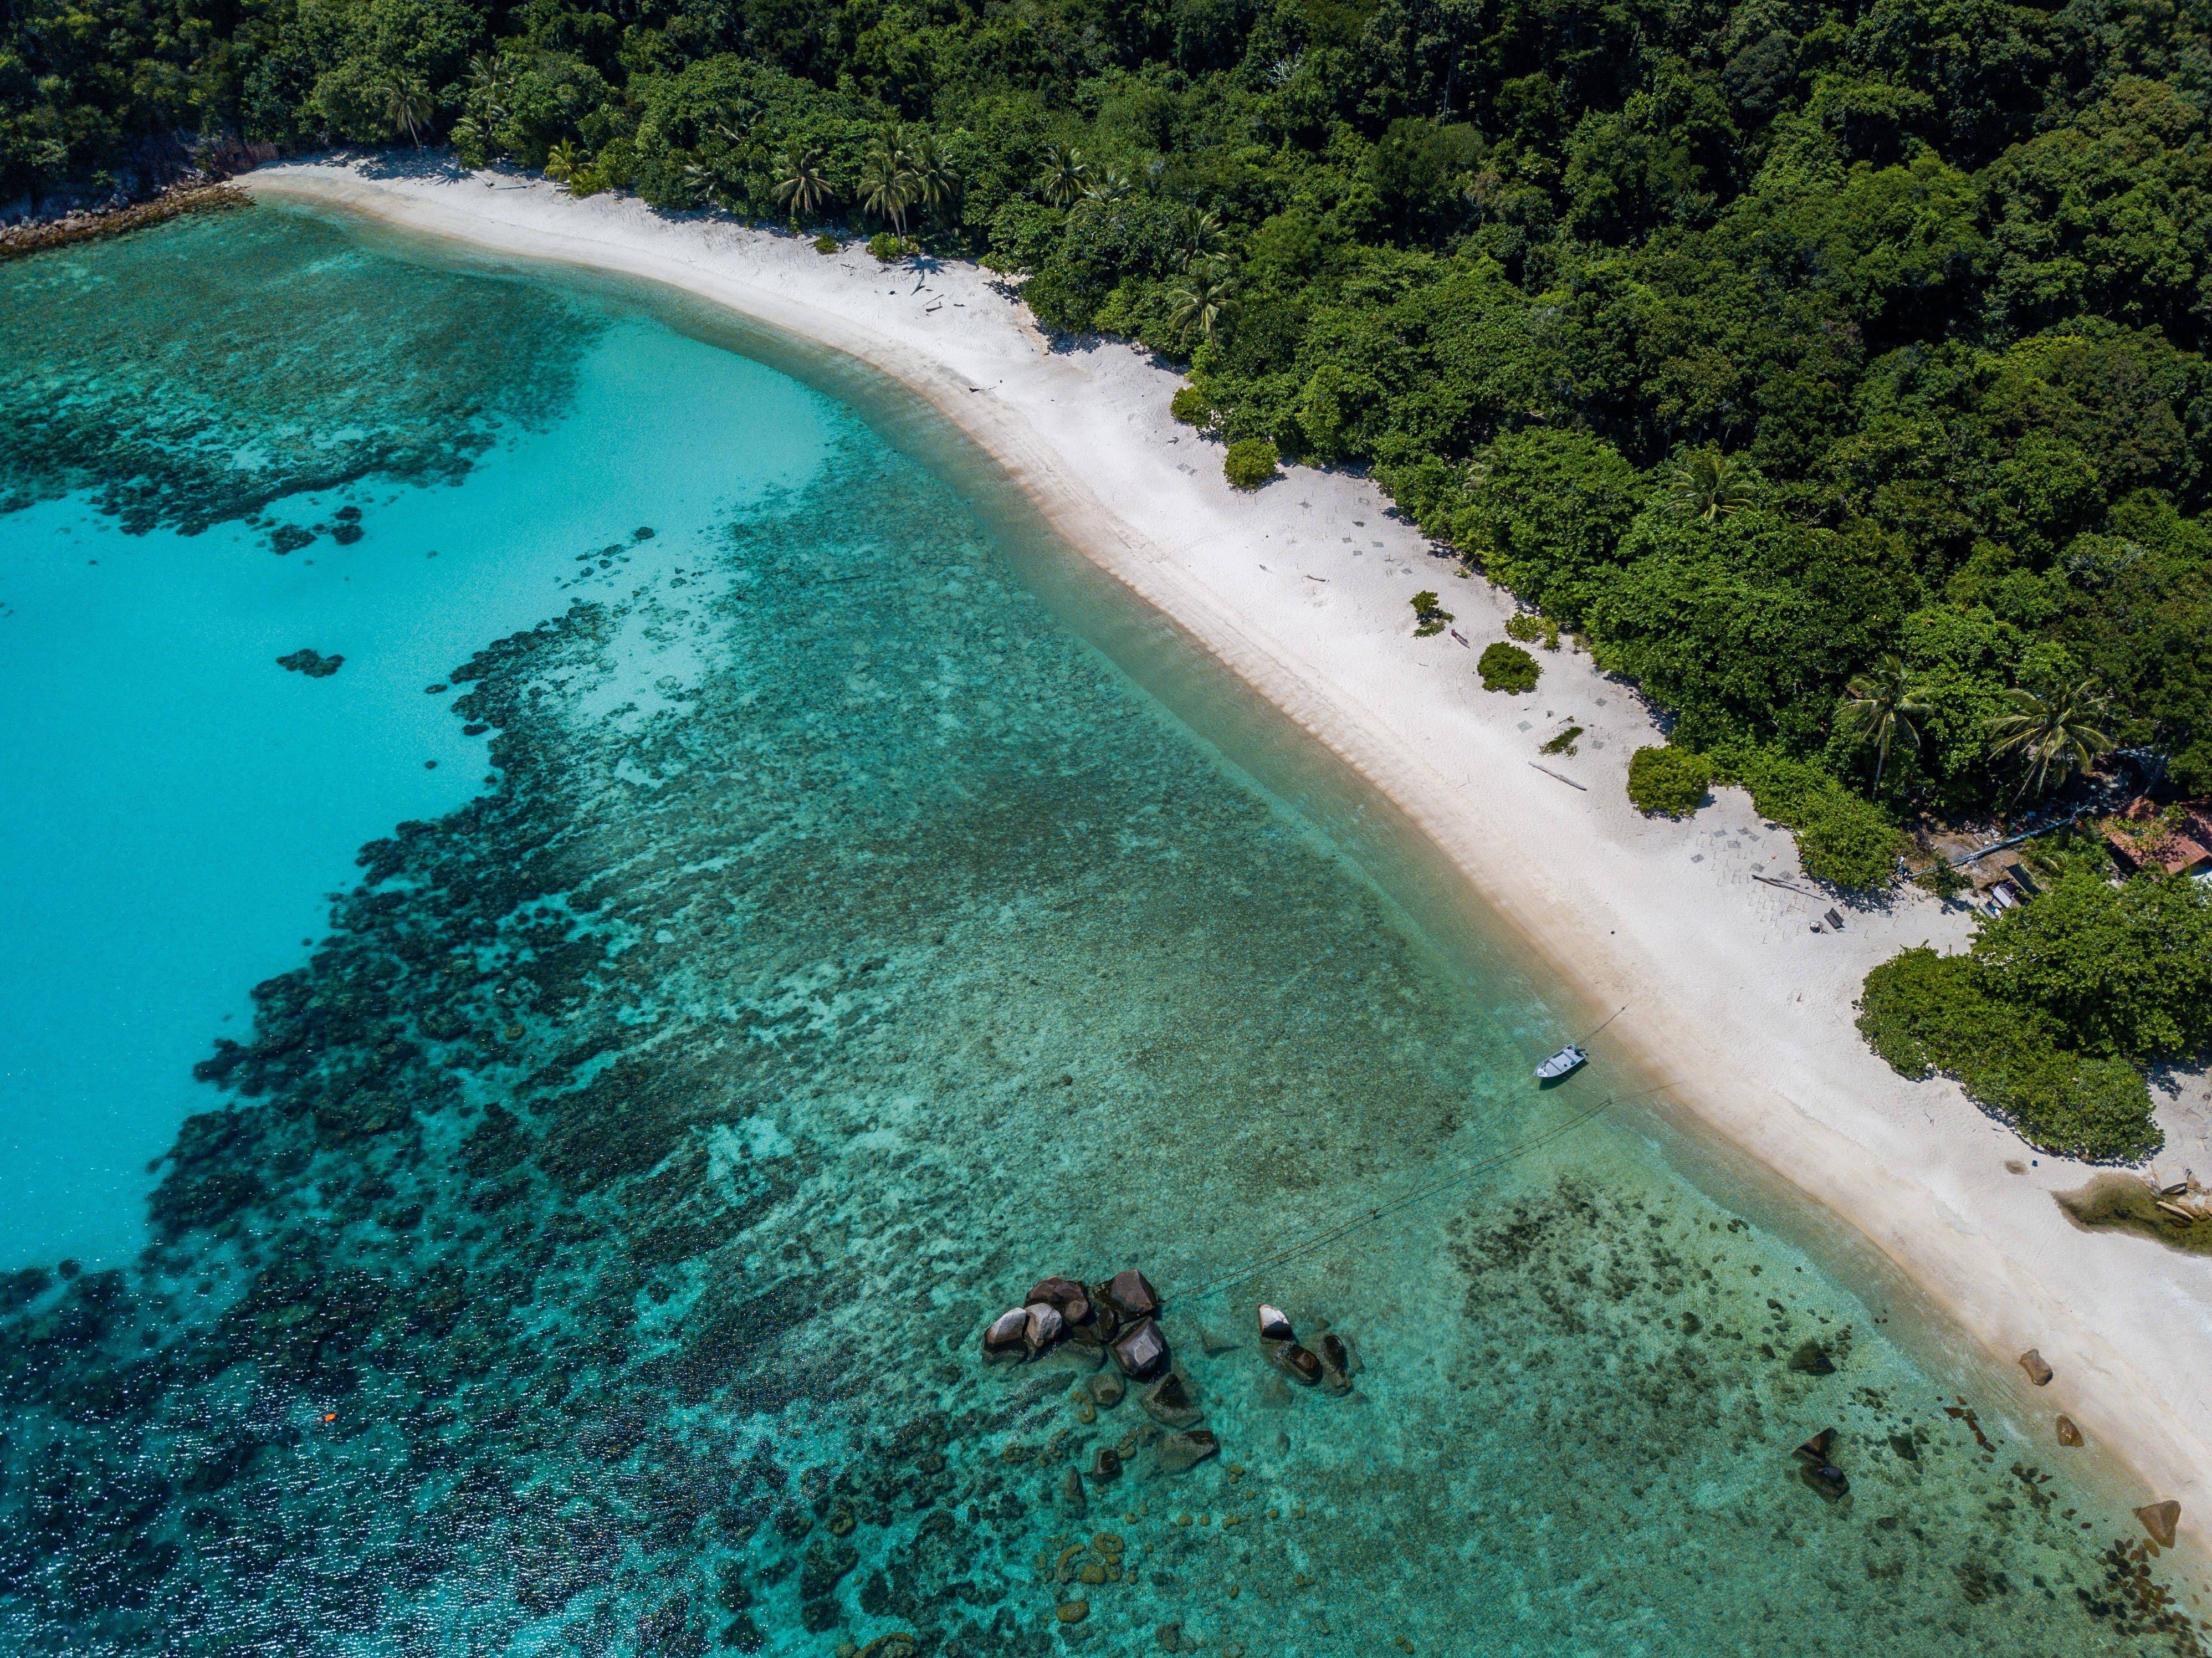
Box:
240;157;2212;1570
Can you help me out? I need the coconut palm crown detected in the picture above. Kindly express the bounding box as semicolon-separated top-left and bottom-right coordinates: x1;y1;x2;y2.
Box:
1986;678;2114;799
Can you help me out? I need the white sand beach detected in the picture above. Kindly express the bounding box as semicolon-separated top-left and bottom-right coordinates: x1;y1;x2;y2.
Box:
245;157;2212;1564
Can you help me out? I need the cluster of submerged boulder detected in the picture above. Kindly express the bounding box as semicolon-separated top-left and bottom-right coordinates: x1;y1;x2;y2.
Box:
982;1274;1357;1479
984;1270;1169;1374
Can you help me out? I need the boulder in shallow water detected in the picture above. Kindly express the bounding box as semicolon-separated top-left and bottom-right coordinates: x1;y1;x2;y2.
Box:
1268;1340;1323;1385
984;1308;1028;1360
1257;1304;1293;1342
1793;1427;1848;1499
1088;1370;1125;1408
1113;1318;1168;1379
1788;1340;1835;1376
1317;1334;1353;1394
1794;1428;1836;1466
1029;1277;1092;1320
1025;1302;1065;1352
2018;1348;2053;1386
2137;1500;2181;1548
1090;1446;1123;1482
1103;1269;1160;1321
1058;1466;1087;1516
1154;1429;1219;1474
1802;1461;1849;1500
1141;1372;1202;1429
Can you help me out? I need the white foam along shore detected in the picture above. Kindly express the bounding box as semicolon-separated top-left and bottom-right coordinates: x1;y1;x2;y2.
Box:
246;158;2212;1562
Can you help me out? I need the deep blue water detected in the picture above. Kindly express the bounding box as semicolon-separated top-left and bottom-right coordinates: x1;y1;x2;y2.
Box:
0;203;2198;1657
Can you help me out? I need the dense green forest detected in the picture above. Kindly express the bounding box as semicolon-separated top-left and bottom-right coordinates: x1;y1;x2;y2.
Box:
8;0;2209;827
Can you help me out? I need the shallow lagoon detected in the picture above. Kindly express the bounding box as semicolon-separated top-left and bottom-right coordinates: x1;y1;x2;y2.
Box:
0;204;2201;1656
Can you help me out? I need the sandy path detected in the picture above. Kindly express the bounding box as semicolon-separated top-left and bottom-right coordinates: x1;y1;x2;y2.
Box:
243;159;2212;1558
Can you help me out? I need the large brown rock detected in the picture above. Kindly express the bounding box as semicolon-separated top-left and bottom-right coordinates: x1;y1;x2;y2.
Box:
2018;1348;2053;1386
1154;1429;1220;1474
1141;1372;1203;1429
1112;1318;1169;1379
1102;1269;1160;1321
2055;1414;2084;1447
1268;1340;1323;1385
1088;1370;1126;1408
1030;1278;1093;1324
982;1308;1028;1362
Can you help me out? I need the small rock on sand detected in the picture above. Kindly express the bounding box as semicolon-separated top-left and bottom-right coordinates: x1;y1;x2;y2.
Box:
2137;1500;2182;1548
2055;1415;2083;1447
2019;1348;2054;1386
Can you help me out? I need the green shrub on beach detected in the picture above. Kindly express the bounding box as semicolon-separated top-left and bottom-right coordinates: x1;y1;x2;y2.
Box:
813;234;841;254
867;232;916;262
1857;947;2159;1161
1627;745;1711;817
1223;439;1278;491
1477;642;1539;694
1171;385;1212;428
1411;591;1452;637
1711;743;1901;891
1857;872;2210;1159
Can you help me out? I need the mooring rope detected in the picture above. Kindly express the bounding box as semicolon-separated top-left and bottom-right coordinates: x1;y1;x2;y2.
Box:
1174;1080;1678;1305
1579;1002;1631;1043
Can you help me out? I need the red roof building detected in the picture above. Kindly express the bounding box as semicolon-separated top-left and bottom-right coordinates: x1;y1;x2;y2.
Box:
2102;797;2212;878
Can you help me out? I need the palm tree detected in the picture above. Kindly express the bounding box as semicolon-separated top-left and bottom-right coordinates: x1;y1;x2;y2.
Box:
906;134;957;222
1084;167;1133;202
1167;258;1237;342
381;73;433;147
544;140;581;186
682;158;721;208
1666;448;1753;523
1836;656;1929;789
860;136;917;234
1035;143;1088;207
1988;678;2114;800
465;54;508;120
772;147;833;217
1171;204;1225;264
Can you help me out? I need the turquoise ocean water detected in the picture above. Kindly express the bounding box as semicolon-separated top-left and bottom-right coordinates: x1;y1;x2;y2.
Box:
0;202;2201;1656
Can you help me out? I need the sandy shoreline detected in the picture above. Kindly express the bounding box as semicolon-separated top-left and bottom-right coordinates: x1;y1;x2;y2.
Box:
245;158;2212;1562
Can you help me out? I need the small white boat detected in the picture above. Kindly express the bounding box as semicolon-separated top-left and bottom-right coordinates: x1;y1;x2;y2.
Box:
1534;1044;1588;1082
